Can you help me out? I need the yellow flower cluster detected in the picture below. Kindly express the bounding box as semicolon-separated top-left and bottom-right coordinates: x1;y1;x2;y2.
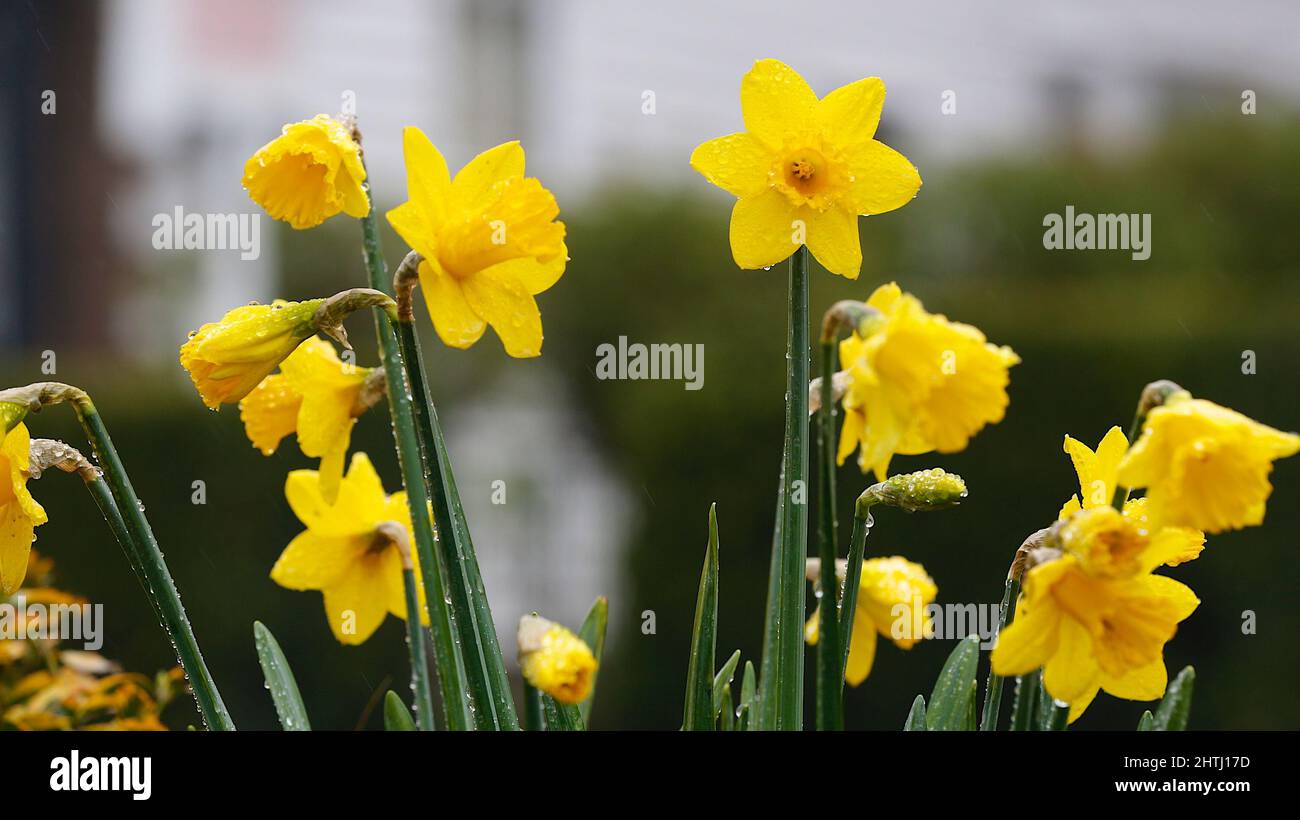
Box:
517;614;598;704
805;556;936;686
837;283;1019;480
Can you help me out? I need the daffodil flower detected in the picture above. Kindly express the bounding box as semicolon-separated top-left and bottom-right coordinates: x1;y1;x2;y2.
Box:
243;114;369;229
1117;391;1300;533
992;507;1200;723
179;299;325;409
386;127;568;358
1060;427;1203;566
270;453;429;645
517;614;598;704
239;338;380;503
0;422;48;596
691;59;920;279
804;556;936;686
837;283;1019;480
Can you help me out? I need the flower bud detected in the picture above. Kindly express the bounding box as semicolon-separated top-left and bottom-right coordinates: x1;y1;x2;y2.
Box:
859;467;967;515
517;614;598;704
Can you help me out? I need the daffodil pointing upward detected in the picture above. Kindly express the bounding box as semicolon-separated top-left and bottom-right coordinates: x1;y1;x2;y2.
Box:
691;59;921;278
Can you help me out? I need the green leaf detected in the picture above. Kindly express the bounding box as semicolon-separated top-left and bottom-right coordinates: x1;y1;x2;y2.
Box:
739;661;757;731
683;504;721;731
252;621;310;731
979;577;1017;731
384;691;417;731
814;338;843;731
757;247;810;732
1136;710;1155;731
577;596;608;727
712;649;742;719
719;684;734;731
904;695;927;731
1010;673;1040;731
926;635;980;731
1152;666;1195;731
542;694;584;731
1035;672;1068;731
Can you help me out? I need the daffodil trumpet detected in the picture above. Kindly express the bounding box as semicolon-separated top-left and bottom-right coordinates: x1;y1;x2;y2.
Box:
0;382;233;729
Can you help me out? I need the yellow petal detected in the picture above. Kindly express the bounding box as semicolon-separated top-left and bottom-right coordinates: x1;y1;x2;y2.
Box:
386;200;440;263
1043;615;1102;704
804;206;861;279
990;596;1061;677
817;77;886;147
1140;526;1204;572
483;248;568;297
1102;656;1168;702
844;609;878;686
728;188;801;270
270;531;361;591
1066;684;1100;724
460;264;544;358
401;126;452;224
740;59;818;149
837;408;864;466
321;555;392;645
418;259;487;350
0;500;37;596
1133;573;1200;623
294;386;354;460
841;140;921;216
451;141;526;214
316;432;350;506
284;452;387;537
689;133;773;199
238;375;302;455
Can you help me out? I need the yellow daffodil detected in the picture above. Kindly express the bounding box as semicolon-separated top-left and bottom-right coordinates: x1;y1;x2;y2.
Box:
1117;391;1300;533
270;452;428;645
387;127;567;358
1060;427;1203;567
690;59;920;279
0;423;48;596
992;507;1200;722
805;556;936;686
243;114;369;229
837;283;1019;479
516;614;598;704
180;299;325;409
239;337;379;503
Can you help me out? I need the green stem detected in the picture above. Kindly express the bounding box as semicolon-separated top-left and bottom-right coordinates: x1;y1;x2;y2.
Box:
393;317;519;730
74;403;233;730
83;475;161;622
358;207;472;731
523;682;545;731
779;246;810;730
838;500;872;687
978;578;1018;731
815;339;842;730
401;567;436;731
1009;671;1039;731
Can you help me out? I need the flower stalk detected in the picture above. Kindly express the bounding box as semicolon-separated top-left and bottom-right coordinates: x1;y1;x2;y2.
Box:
815;329;844;729
390;249;519;730
376;520;436;731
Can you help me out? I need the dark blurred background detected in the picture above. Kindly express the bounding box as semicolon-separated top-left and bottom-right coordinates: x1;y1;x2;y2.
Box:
2;0;1297;730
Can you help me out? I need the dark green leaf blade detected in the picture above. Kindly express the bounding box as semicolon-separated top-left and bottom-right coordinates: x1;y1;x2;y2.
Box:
904;695;927;731
926;635;980;731
1153;666;1195;731
682;504;721;731
384;691;417;731
577;596;609;726
253;621;310;731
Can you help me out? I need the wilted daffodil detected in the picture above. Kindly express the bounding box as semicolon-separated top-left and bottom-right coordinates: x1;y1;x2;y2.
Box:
992;507;1200;722
180;300;326;409
1117;391;1300;533
271;453;428;645
243;114;369;229
691;59;920;278
387;127;568;358
805;556;936;686
517;614;598;704
837;283;1019;479
239;338;381;503
1060;427;1203;566
1;420;48;596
